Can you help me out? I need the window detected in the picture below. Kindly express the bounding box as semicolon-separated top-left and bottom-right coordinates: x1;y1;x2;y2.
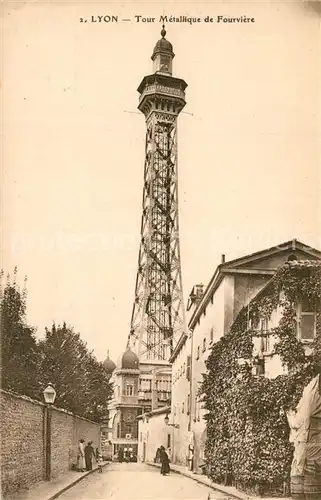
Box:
187;394;191;415
253;357;265;377
196;399;201;421
182;402;185;413
183;362;186;375
202;338;206;352
186;355;191;381
297;296;316;341
210;327;214;343
196;346;200;360
262;335;270;353
167;434;171;449
260;318;268;331
126;384;134;396
260;318;270;353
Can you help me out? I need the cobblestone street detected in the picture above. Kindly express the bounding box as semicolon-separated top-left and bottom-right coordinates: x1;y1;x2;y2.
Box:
58;463;231;500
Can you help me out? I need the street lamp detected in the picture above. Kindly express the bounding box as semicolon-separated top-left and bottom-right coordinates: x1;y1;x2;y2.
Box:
43;383;56;481
143;413;149;424
43;383;56;405
164;412;179;429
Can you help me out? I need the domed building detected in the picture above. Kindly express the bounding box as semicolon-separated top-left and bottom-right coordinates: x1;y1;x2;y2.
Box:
103;347;141;462
103;346;171;462
120;348;139;370
102;351;116;378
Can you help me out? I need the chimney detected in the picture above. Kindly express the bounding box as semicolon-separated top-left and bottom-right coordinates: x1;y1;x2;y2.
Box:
194;283;204;304
187;283;204;310
221;254;225;264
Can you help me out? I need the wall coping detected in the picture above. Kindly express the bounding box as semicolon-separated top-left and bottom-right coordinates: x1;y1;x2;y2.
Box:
1;388;45;408
0;389;101;427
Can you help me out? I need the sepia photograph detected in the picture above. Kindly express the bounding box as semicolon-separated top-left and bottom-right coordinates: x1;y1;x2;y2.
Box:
1;1;320;499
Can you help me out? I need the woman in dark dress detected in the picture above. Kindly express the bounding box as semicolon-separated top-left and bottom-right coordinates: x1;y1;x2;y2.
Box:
84;441;95;471
159;446;170;475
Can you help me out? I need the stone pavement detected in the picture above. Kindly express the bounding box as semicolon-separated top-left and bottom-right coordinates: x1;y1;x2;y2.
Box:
4;461;291;500
58;462;230;499
5;463;109;500
147;462;291;500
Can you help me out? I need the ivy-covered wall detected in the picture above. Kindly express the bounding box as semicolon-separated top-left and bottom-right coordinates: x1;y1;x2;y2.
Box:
201;261;321;497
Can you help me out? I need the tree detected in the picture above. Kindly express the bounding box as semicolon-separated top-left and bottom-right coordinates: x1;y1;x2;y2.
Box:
38;323;112;421
0;269;40;397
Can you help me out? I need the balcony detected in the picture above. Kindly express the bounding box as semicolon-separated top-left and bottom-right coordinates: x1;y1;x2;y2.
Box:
139;83;186;105
117;395;139;406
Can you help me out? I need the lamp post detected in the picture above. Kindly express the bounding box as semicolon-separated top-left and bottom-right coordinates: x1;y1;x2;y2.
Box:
164;412;179;429
164;410;179;464
43;383;56;481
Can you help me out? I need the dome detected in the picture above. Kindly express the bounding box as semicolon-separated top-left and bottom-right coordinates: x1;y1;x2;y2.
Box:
152;26;174;58
153;37;173;54
121;348;139;370
102;352;116;374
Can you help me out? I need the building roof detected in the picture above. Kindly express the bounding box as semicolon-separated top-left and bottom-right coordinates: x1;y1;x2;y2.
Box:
102;353;116;374
120;348;139;370
137;405;171;420
151;26;174;60
169;331;188;363
188;239;321;330
232;258;321;327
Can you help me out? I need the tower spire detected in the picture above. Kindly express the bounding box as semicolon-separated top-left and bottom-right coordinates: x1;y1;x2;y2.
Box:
151;25;175;75
127;31;188;361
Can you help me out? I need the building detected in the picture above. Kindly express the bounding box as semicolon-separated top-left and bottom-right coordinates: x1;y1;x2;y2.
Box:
137;405;171;463
103;349;171;461
169;239;321;473
243;258;321;379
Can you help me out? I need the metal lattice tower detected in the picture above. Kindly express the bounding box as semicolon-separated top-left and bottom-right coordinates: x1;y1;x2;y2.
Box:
127;27;187;361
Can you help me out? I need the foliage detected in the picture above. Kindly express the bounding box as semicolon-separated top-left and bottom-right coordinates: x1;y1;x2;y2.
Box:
38;323;113;422
201;261;321;496
1;269;113;422
0;269;41;398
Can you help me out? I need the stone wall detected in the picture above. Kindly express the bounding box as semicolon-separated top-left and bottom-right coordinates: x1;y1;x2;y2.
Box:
0;391;44;495
0;390;101;497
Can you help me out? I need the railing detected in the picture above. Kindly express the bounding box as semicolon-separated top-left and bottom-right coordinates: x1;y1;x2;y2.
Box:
139;84;185;104
119;395;139;405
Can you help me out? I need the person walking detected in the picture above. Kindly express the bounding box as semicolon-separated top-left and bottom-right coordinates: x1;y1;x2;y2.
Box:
159;445;170;476
84;441;96;471
118;447;124;463
77;439;86;472
154;447;161;463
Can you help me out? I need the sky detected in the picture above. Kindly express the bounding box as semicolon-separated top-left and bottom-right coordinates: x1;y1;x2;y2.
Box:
2;0;321;364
